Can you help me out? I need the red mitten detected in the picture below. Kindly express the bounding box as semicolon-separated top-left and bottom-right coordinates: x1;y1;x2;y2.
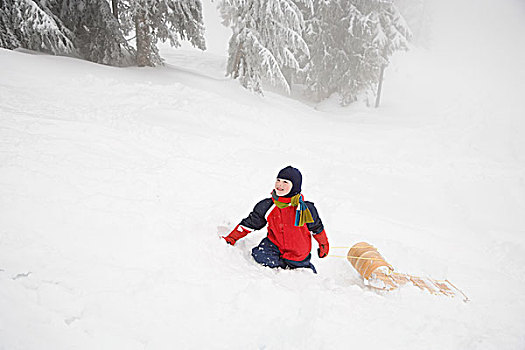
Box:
313;230;329;258
223;224;251;245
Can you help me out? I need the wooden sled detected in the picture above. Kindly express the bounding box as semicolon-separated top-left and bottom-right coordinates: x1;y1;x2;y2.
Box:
347;242;469;302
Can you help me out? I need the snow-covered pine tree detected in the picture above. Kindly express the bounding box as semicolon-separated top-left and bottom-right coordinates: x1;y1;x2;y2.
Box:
302;0;411;105
1;0;134;66
219;0;312;94
0;0;20;49
298;0;344;103
55;0;135;66
0;0;76;55
118;0;206;67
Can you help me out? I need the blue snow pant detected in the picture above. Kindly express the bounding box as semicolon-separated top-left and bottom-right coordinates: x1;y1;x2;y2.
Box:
251;237;317;274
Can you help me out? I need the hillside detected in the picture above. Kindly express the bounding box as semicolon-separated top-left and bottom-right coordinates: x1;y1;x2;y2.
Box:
1;0;525;348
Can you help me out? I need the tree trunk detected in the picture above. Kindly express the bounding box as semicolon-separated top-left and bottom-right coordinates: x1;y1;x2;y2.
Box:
112;0;119;20
135;9;152;67
282;66;293;92
231;43;243;79
375;64;386;108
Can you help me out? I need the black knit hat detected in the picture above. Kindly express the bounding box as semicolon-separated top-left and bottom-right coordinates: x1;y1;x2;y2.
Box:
277;166;302;197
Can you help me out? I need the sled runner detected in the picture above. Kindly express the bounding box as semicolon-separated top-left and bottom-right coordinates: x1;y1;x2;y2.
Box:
346;242;469;302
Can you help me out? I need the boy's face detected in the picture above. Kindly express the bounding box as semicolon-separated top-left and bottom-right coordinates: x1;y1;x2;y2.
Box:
275;178;293;197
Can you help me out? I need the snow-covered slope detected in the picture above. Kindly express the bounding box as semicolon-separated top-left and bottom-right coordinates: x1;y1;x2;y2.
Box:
1;1;524;348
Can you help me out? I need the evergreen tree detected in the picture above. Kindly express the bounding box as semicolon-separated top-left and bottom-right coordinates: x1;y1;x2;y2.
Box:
0;0;134;66
55;0;135;66
118;0;206;67
0;1;19;49
0;0;76;55
0;0;17;49
219;0;312;94
302;0;411;105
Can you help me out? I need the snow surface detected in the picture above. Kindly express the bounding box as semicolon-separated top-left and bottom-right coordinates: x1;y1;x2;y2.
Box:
1;0;525;349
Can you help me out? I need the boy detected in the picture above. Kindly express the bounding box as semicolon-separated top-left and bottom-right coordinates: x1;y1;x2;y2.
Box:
223;166;329;273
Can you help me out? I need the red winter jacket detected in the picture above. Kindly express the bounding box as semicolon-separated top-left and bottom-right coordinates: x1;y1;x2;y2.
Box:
239;195;324;261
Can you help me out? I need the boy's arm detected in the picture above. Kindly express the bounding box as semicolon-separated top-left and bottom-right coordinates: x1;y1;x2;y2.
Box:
239;198;273;230
223;198;273;245
305;201;324;234
306;202;329;258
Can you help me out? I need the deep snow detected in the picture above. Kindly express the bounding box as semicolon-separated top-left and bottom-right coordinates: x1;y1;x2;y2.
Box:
1;0;525;349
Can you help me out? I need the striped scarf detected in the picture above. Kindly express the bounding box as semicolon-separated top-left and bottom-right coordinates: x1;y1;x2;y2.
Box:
271;191;314;227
